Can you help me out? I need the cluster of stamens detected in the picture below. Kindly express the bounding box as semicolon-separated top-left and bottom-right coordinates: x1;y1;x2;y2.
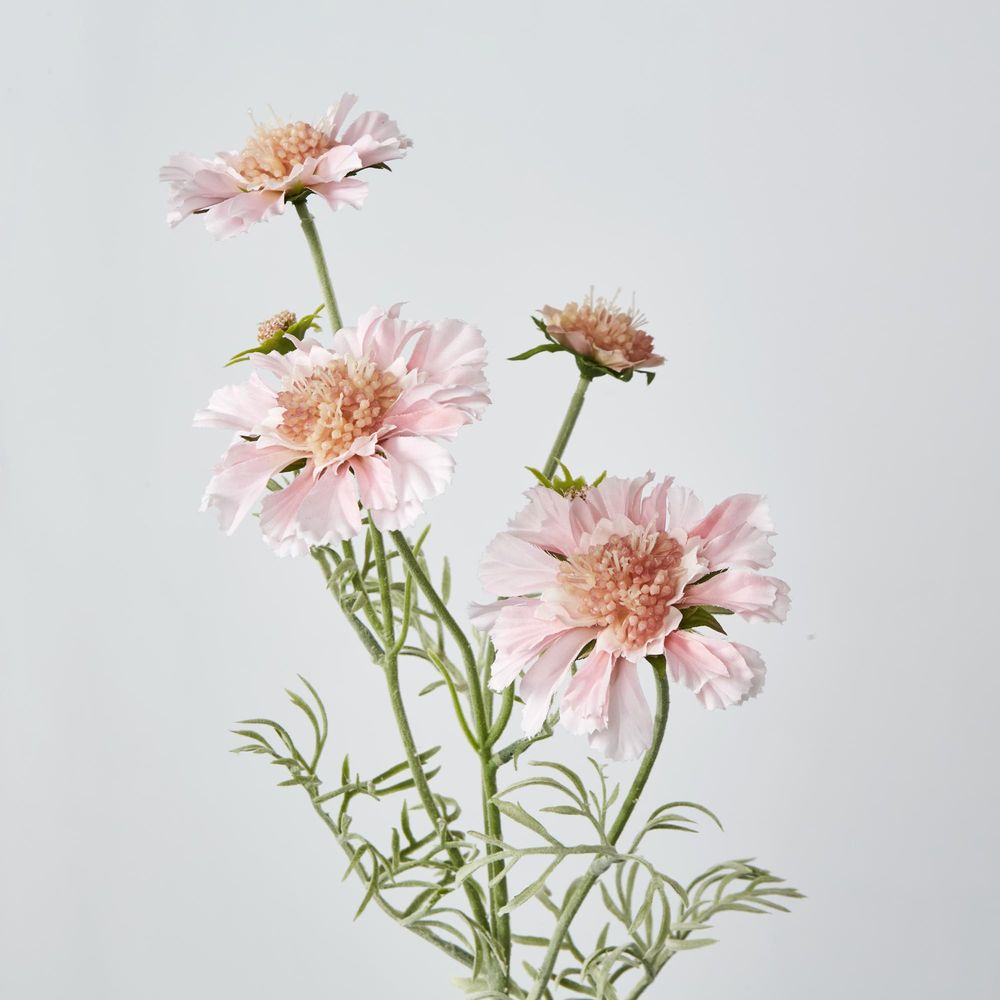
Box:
257;310;296;344
557;530;684;649
237;121;332;185
276;359;401;466
551;294;655;364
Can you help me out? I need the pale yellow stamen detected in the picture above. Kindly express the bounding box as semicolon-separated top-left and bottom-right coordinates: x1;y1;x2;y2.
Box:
238;121;332;185
557;531;684;649
276;359;401;467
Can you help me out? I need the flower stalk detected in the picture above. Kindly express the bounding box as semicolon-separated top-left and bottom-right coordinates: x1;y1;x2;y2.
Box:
294;196;343;332
542;374;591;479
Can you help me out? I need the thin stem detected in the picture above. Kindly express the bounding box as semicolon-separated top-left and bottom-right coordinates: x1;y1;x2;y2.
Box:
391;529;513;976
370;524;492;935
526;662;671;1000
390;531;488;738
293;196;343;332
542;374;591;479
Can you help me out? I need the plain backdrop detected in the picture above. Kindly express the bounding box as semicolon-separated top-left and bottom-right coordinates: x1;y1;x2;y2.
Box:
2;1;998;997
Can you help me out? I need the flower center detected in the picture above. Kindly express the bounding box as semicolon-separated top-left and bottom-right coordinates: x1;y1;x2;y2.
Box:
238;122;332;185
276;358;401;466
257;309;296;344
555;298;654;364
557;531;685;648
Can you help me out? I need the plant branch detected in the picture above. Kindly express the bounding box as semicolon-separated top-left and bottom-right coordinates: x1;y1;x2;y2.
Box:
293;196;343;332
526;661;671;1000
542;374;591;479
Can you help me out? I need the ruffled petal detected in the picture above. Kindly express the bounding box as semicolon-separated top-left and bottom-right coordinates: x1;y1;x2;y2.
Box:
561;649;616;735
733;643;766;704
200;442;299;534
193;373;275;433
379;435;454;504
488;601;569;690
663;631;755;710
518;627;593;735
259;465;318;556
586;474;655;523
350;454;398;512
202;189;285;239
588;660;653;761
691;494;775;570
479;532;560;596
293;467;363;544
682;571;790;623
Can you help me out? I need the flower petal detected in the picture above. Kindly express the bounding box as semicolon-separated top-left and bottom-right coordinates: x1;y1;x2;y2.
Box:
683;571;790;623
588;660;653;761
561;649;616;735
193;373;275;433
479;532;560;596
663;631;755;709
691;494;775;570
293;467;363;544
200;442;298;534
519;627;593;735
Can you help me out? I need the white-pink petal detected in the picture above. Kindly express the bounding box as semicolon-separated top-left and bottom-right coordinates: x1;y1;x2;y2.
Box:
664;631;755;710
588;660;653;761
200;442;298;534
479;533;560;596
193;373;275;433
561;649;616;735
692;494;775;570
683;571;790;623
518;627;593;735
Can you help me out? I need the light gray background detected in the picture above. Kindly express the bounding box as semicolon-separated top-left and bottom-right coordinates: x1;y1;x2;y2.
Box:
2;1;998;997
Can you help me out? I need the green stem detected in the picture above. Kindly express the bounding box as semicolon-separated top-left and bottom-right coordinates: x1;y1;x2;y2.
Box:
370;524;492;936
293;196;343;332
542;374;591;479
526;662;671;1000
390;529;512;975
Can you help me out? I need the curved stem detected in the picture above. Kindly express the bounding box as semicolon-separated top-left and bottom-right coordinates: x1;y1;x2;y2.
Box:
293;196;343;332
390;529;512;975
526;661;670;1000
542;374;591;479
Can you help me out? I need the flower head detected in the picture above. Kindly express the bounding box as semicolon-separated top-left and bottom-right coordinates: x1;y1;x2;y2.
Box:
195;305;488;555
161;94;411;239
473;475;788;759
540;292;664;373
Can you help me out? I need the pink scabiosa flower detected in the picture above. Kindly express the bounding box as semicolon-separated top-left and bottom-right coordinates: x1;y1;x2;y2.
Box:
195;305;488;555
160;94;411;239
539;292;665;374
473;475;788;760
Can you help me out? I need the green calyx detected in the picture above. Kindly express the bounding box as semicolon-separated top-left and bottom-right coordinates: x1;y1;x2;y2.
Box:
508;315;658;385
225;304;325;367
526;462;606;497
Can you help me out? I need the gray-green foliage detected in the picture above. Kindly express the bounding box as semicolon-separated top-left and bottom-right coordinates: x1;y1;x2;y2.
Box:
232;531;802;999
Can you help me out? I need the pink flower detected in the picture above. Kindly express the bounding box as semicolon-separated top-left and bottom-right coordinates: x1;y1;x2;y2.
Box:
539;293;664;372
473;475;788;759
161;94;411;239
195;305;488;555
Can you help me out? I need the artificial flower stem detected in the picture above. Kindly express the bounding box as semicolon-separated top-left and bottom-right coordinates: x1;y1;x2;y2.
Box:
293;196;344;332
542;375;591;479
369;523;493;934
525;661;671;1000
310;547;384;661
390;529;512;972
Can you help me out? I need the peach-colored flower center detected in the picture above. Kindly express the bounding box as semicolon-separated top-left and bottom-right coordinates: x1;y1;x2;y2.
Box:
276;359;401;466
552;298;655;365
257;309;296;344
238;122;332;185
557;531;684;648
